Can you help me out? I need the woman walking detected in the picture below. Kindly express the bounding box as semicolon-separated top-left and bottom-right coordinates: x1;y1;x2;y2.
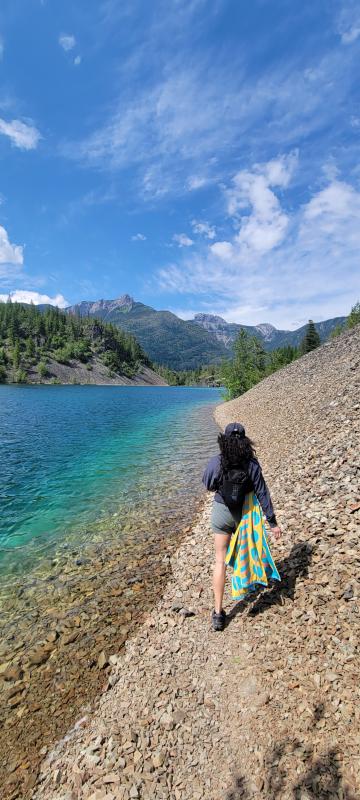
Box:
203;422;281;631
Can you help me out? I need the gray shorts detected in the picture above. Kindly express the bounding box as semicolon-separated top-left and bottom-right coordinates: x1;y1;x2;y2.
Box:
211;499;243;535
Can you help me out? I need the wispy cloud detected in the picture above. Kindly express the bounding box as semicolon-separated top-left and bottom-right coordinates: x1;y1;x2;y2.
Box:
59;186;117;227
0;290;69;307
0;36;4;61
0;224;23;267
173;233;194;247
62;27;358;200
337;1;360;44
341;26;360;43
0;117;41;150
191;220;216;239
59;33;76;52
187;176;209;191
131;232;146;241
74;55;82;66
157;156;360;328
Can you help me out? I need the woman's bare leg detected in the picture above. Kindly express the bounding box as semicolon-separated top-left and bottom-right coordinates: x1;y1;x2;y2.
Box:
213;533;231;613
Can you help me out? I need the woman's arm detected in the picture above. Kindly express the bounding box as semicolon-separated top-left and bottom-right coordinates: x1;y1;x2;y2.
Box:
202;455;222;492
248;459;278;528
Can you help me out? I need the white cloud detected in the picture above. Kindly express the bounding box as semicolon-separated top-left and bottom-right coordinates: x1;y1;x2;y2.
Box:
263;152;298;188
59;34;76;51
173;233;194;247
0;290;69;308
0;118;41;150
337;2;360;44
74;55;82;66
156;156;360;328
0;37;4;60
0;225;23;265
303;180;360;220
191;220;216;239
187;176;208;190
210;241;234;260
224;153;297;256
341;26;360;43
168;307;202;320
131;232;146;241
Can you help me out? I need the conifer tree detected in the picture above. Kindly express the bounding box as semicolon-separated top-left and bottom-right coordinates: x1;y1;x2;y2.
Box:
26;337;35;358
300;320;321;354
12;339;21;368
347;301;360;329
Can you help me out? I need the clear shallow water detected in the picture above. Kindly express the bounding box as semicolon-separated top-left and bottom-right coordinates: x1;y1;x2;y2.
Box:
0;385;221;583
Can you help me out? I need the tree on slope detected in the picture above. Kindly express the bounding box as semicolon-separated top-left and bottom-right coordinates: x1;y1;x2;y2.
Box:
300;320;321;354
347;301;360;329
221;328;265;399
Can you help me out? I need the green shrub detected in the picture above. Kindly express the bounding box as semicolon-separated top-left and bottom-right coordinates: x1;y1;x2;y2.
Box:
53;348;70;364
72;341;90;362
121;362;136;378
15;368;27;383
37;361;48;379
102;351;121;372
0;365;7;383
330;323;344;339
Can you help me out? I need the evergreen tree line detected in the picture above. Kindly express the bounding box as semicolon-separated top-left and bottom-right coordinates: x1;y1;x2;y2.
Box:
154;363;223;386
0;301;150;383
220;302;360;400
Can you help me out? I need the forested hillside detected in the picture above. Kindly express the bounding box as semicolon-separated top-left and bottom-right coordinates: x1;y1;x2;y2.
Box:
0;302;158;385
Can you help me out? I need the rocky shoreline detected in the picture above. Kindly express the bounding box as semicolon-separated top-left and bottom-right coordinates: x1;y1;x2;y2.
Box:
2;325;360;799
0;492;206;800
2;363;168;386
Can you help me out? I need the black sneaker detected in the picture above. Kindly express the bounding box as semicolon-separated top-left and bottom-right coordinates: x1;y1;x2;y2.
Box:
211;609;226;631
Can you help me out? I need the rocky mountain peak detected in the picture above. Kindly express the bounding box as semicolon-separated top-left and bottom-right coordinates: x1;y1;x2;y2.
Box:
254;323;278;341
115;294;135;308
193;313;227;325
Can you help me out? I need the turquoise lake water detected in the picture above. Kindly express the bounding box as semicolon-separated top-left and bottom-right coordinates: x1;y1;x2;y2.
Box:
0;385;221;584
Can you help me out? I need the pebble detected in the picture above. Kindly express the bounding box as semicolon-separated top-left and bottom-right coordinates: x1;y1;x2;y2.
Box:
97;651;109;670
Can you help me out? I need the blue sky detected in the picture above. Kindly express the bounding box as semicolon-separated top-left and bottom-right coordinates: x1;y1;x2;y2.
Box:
0;0;360;329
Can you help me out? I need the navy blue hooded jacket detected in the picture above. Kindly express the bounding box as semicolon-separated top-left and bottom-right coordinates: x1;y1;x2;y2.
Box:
202;454;277;528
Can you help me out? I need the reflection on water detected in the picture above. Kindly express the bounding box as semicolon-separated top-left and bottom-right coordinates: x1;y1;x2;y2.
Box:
0;385;221;591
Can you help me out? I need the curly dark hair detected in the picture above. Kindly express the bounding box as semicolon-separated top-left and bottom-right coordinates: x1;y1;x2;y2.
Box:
217;432;256;471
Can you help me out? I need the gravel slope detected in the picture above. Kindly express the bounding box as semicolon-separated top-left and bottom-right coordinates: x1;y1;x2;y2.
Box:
25;361;168;386
30;326;359;800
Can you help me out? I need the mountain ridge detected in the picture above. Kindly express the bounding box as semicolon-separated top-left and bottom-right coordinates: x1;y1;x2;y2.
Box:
66;295;345;369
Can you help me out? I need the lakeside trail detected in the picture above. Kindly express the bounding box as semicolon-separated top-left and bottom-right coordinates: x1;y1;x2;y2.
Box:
26;326;359;799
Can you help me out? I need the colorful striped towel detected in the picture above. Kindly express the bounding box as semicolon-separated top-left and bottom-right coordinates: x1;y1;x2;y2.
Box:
225;491;280;600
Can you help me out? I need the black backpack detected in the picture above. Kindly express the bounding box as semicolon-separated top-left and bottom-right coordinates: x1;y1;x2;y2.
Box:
218;466;249;511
